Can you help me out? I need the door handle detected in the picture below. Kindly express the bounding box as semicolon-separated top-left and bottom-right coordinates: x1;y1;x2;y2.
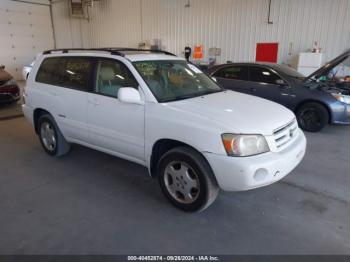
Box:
49;91;58;96
250;87;257;92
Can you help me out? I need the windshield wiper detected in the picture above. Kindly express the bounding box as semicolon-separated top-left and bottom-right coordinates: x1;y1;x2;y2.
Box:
161;94;200;102
161;90;223;103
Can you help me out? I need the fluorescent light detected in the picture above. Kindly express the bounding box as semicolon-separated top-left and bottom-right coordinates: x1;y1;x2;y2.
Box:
185;68;194;76
116;74;125;80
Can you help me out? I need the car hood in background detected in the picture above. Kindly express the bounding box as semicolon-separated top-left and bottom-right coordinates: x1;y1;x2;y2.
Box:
0;69;12;85
304;49;350;82
166;90;295;135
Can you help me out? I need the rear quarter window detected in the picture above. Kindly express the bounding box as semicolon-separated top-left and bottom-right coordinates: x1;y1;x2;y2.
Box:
36;57;93;91
36;57;62;85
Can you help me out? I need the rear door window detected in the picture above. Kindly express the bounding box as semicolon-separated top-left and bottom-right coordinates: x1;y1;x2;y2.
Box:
213;66;249;81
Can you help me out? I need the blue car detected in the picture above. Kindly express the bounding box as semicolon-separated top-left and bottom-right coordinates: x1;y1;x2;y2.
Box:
208;50;350;132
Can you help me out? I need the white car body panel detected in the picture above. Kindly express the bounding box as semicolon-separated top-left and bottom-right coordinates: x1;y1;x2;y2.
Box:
205;132;306;191
23;51;307;192
22;62;34;80
87;92;145;161
56;88;90;143
161;90;295;136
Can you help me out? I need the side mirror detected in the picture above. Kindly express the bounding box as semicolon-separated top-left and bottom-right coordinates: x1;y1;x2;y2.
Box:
118;87;143;104
211;77;217;82
276;79;288;87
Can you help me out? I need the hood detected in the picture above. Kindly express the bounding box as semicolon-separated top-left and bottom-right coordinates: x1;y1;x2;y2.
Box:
304;49;350;82
0;67;12;85
166;90;295;135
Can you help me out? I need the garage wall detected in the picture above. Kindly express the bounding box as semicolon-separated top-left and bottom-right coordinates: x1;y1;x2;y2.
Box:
51;0;91;49
0;0;54;80
51;0;350;65
141;0;350;64
88;0;141;48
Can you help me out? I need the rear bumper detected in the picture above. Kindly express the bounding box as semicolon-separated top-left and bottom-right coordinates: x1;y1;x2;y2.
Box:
0;86;20;103
204;132;307;191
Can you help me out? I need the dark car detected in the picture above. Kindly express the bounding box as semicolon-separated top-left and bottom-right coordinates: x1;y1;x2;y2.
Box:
0;65;20;104
208;50;350;132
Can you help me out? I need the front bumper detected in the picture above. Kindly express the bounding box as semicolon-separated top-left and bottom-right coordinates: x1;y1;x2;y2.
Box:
204;132;307;191
330;101;350;125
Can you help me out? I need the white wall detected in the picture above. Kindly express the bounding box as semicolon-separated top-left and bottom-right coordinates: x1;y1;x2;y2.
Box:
88;0;141;48
51;0;90;48
51;0;350;65
0;0;54;79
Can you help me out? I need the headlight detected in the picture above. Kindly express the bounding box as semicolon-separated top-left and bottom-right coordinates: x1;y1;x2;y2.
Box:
221;134;270;157
332;93;350;104
3;78;17;87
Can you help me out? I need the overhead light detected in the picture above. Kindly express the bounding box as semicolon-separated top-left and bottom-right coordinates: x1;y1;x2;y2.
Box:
185;68;194;76
116;74;125;80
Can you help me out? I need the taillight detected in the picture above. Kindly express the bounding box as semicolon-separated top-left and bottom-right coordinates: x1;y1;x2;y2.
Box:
0;85;19;94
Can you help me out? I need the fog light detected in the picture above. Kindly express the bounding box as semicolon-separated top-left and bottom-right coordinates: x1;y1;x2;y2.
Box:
254;168;268;182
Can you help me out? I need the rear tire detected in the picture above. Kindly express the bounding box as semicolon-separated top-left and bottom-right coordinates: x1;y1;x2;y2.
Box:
38;114;71;156
157;146;219;212
296;102;329;132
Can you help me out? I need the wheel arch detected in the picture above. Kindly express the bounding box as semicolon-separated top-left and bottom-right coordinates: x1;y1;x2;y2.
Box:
149;139;213;178
295;99;332;124
33;108;51;134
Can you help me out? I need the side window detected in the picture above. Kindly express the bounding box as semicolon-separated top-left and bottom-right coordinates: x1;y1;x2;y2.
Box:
60;57;93;91
36;57;93;91
249;67;282;85
36;57;64;85
95;59;138;98
213;66;248;81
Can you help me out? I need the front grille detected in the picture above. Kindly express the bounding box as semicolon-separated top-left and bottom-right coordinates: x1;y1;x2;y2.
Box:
273;119;298;149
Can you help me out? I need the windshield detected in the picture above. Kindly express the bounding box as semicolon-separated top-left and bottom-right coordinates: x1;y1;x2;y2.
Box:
133;60;223;102
276;64;305;79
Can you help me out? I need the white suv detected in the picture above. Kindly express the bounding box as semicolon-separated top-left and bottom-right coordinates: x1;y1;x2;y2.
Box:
22;48;306;212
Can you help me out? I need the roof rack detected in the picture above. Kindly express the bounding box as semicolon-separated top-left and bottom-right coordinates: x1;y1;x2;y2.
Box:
42;48;124;56
42;48;177;57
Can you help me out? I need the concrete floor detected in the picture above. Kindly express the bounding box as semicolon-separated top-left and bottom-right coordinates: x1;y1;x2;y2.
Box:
0;117;349;255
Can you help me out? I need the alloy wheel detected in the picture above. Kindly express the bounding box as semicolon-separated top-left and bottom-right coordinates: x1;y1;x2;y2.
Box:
40;122;57;151
164;161;200;204
300;108;321;130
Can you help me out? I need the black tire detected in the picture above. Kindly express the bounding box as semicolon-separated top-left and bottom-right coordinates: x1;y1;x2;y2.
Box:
296;102;329;132
157;146;219;212
37;114;71;156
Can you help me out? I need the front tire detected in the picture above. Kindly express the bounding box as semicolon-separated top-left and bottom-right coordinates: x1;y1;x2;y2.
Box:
38;114;71;156
157;146;219;212
296;102;329;132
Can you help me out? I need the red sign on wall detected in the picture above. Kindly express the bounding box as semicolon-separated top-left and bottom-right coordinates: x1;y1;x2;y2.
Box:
256;43;279;63
193;45;204;59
